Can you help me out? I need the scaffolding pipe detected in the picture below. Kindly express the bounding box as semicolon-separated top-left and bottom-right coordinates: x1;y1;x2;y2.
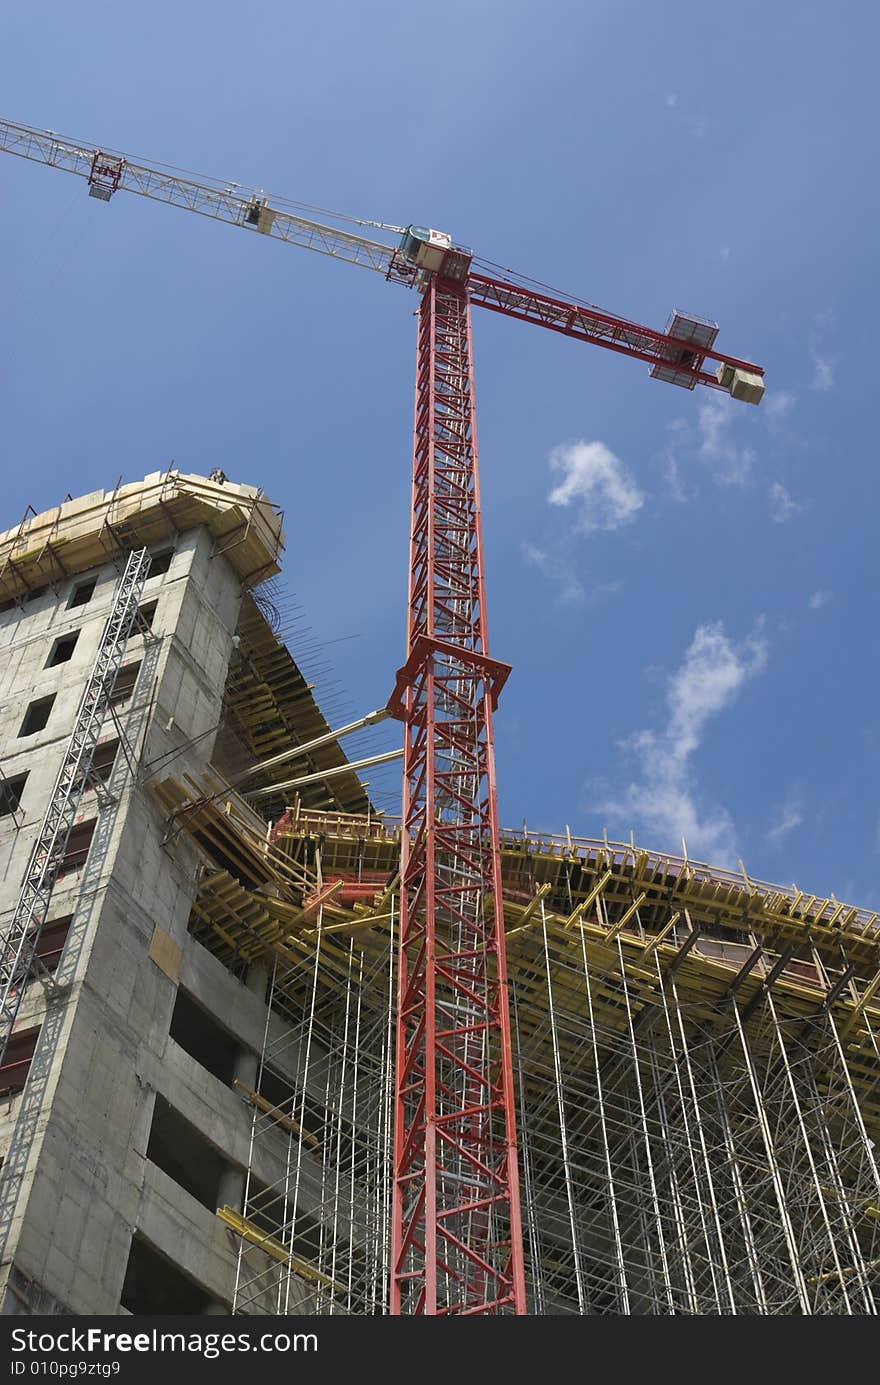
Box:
246;748;403;799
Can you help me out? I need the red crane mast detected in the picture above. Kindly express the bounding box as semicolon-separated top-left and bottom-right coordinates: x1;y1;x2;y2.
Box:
389;276;525;1314
0;120;765;1316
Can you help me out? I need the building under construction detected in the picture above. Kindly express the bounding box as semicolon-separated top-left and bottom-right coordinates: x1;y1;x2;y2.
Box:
0;471;878;1316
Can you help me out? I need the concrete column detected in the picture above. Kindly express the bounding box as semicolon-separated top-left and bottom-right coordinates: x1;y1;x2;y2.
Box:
245;958;271;1003
215;1163;246;1214
214;959;270;1214
234;957;270;1089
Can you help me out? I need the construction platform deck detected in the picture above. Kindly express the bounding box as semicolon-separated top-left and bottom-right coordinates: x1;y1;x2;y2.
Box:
150;779;880;1315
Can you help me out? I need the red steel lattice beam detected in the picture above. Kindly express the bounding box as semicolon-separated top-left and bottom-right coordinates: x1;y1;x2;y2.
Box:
389;277;527;1315
468;272;764;387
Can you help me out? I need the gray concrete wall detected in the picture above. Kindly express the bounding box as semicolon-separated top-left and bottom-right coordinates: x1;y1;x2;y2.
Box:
0;526;277;1315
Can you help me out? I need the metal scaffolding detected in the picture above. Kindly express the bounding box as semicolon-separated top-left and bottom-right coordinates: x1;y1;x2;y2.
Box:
511;898;880;1313
226;848;396;1315
164;793;880;1316
0;548;151;1067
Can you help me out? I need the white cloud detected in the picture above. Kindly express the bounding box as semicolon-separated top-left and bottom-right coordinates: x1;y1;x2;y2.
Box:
812;354;835;392
665;623;767;756
719;245;731;266
522;541;622;607
522;542;546;567
548;440;644;533
698;400;728;456
767;797;804;847
768;481;806;523
659;418;692;503
698;397;755;486
764;390;796;420
602;621;769;865
521;542;584;604
808;589;833;610
662;453;689;504
665;92;678;109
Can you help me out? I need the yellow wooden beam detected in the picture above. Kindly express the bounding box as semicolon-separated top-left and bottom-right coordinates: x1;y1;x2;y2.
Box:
639;913;681;959
506;884;553;937
603;891;648;942
216;1207;345;1292
563;870;613;930
233;1078;320;1149
839;968;880;1037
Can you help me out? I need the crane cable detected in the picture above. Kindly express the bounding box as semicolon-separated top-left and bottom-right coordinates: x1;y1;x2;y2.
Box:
471;252;623;321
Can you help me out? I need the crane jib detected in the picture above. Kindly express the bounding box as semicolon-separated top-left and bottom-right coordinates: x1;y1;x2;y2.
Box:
0;117;764;401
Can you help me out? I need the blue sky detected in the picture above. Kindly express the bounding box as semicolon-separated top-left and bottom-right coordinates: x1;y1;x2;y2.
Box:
2;2;878;905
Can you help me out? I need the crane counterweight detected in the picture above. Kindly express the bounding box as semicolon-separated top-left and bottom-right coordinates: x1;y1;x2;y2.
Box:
716;361;766;404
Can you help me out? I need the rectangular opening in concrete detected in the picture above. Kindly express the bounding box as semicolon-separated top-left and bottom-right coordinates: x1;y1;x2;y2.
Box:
257;1065;331;1158
0;771;28;817
0;584;50;612
185;912;249;981
109;660;141;706
90;739;119;784
0;1026;40;1096
148;547;174;577
56;819;95;878
18;693;56;737
169;988;240;1086
120;1233;218;1315
46;631;80;667
67;577;97;609
246;1176;324;1257
147;1093;237;1213
137;600;158;632
30;915;72;975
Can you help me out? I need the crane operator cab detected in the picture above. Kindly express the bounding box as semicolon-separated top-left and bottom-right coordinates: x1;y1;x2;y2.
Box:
399;226;472;283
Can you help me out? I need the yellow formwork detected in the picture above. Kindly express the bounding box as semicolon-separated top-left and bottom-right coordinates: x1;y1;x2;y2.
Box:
169;795;880;1135
164;791;880;1313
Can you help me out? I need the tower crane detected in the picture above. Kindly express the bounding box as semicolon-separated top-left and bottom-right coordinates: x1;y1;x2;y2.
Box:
0;118;765;1318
